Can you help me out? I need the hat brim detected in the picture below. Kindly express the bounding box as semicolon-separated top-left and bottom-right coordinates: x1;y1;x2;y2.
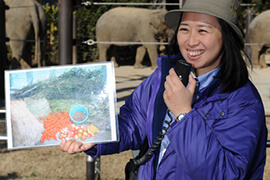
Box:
165;9;244;46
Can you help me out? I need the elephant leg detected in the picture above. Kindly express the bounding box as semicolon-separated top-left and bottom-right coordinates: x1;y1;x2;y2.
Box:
145;45;158;69
9;42;24;69
259;54;268;68
98;44;109;62
110;46;119;67
134;46;146;69
22;42;33;67
40;38;46;66
159;45;166;55
259;46;268;68
251;45;261;68
10;57;21;69
20;59;31;69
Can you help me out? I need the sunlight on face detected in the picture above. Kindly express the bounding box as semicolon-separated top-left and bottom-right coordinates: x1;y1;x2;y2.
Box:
177;12;223;76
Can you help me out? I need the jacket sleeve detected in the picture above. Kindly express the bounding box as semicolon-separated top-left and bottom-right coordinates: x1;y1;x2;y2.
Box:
167;83;267;179
85;69;158;157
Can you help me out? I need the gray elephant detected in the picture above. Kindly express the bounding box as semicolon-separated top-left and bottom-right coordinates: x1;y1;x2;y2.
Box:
5;0;46;69
95;7;170;69
249;10;270;68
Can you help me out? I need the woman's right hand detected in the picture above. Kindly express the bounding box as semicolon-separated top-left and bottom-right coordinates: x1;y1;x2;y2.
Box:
60;139;96;154
164;68;197;118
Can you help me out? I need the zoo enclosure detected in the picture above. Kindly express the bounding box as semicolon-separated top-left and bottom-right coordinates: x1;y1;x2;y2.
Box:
1;1;270;179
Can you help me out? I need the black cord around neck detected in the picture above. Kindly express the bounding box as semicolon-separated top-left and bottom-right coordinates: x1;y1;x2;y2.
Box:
133;109;174;166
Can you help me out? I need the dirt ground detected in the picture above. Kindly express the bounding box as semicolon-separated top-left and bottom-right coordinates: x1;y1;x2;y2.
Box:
1;64;270;179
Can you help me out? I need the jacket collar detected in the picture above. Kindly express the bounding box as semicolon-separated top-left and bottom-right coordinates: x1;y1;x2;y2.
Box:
193;78;228;109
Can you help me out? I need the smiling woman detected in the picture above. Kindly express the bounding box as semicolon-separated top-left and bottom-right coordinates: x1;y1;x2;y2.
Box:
60;0;268;179
177;12;223;76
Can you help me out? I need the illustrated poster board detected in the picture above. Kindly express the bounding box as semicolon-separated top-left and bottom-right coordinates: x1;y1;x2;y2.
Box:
5;62;118;149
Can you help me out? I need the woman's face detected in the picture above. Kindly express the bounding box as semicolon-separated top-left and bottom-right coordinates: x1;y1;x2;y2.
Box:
177;12;223;76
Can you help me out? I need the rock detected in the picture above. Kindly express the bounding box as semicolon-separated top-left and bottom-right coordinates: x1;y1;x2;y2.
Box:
10;99;47;148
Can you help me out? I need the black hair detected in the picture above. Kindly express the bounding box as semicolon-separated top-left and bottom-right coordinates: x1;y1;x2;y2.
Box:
217;18;250;93
167;17;251;93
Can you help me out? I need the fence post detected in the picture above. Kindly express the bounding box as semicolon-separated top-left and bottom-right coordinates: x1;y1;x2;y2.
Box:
245;9;254;61
166;0;184;11
179;0;183;8
72;14;77;65
58;0;73;65
87;156;95;180
0;0;7;107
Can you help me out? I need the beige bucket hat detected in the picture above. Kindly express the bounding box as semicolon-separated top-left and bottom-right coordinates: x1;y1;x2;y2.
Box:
165;0;244;45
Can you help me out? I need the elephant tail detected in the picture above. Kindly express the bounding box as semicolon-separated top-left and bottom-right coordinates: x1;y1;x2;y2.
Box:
30;2;41;67
37;2;47;67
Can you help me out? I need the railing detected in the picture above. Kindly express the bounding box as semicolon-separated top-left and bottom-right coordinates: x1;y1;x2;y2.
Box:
0;109;7;140
267;141;270;147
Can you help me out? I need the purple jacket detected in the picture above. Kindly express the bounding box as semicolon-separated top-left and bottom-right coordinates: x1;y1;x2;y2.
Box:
86;54;267;179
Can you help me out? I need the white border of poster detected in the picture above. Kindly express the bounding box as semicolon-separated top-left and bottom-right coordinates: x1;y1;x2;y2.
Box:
5;62;118;149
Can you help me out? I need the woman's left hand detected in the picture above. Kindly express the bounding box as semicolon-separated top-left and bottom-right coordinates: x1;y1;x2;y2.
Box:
60;139;96;154
164;68;197;118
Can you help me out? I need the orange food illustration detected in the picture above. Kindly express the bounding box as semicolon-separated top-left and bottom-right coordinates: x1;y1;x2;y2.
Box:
39;110;72;143
39;110;100;142
87;124;100;137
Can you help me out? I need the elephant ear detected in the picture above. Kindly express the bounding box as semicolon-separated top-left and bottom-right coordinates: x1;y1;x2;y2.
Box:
150;10;162;29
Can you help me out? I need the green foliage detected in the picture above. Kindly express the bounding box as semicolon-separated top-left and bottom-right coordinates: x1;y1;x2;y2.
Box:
15;67;107;103
44;3;59;64
44;68;106;101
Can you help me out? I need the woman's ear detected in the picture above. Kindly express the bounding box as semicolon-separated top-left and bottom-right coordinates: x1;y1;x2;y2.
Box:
150;16;161;29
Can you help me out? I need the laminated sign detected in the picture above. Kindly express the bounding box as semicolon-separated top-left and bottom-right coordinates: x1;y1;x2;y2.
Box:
5;62;118;149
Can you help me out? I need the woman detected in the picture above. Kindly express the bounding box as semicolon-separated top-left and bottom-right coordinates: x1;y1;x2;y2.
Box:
60;0;267;179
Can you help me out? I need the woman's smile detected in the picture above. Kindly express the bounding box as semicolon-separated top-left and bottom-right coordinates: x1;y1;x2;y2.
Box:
187;50;205;57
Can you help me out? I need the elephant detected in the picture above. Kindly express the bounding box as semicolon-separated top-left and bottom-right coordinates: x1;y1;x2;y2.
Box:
95;7;170;69
5;0;47;69
249;10;270;68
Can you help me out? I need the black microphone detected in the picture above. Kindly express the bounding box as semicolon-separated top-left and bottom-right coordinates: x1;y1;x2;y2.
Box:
174;60;195;87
